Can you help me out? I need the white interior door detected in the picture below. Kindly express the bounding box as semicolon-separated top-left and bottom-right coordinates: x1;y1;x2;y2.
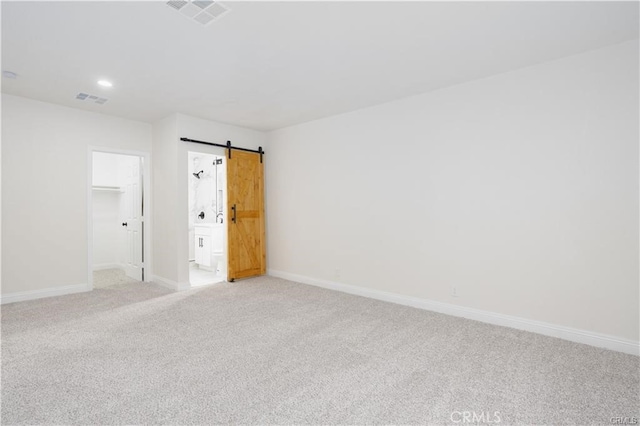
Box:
123;157;143;281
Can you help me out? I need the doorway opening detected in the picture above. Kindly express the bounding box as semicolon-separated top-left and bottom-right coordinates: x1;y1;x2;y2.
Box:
91;151;145;289
188;151;227;286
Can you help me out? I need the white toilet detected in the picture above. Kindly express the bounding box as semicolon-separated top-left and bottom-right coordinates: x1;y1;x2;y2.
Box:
210;225;225;276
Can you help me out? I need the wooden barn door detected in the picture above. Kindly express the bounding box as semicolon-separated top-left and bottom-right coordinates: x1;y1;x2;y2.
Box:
226;150;265;281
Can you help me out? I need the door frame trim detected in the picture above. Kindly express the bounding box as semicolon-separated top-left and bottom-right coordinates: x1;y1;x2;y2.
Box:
87;146;152;290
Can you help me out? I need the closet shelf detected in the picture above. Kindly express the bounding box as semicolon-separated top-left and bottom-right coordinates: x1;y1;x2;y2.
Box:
92;186;124;193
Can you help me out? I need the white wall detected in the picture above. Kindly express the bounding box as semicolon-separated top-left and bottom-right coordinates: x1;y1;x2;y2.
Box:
151;114;180;285
151;113;267;288
265;40;639;342
1;94;151;296
92;152;120;188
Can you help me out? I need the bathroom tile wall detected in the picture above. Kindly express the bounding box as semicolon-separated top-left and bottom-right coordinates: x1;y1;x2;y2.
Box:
188;152;226;226
189;152;217;226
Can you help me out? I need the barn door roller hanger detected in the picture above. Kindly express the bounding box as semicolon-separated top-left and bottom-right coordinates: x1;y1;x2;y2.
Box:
180;137;264;163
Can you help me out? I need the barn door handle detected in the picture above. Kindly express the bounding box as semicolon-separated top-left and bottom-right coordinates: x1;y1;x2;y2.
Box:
231;204;237;224
122;222;128;227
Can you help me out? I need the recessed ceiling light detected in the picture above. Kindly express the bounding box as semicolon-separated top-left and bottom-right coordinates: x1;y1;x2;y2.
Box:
2;70;18;79
97;80;113;88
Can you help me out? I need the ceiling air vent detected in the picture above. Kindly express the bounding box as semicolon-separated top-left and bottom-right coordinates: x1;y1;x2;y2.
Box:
193;1;214;9
167;0;188;10
76;92;108;105
166;0;229;26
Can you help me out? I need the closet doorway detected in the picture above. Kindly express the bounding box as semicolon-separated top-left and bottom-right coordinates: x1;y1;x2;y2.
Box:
88;149;150;290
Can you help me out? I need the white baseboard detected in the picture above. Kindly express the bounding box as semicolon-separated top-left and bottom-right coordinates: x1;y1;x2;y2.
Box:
151;275;191;291
268;269;639;356
1;283;90;305
92;263;124;271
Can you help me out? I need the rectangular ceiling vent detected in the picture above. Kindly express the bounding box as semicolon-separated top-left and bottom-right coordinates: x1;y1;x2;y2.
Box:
76;93;108;105
166;0;229;26
167;0;188;10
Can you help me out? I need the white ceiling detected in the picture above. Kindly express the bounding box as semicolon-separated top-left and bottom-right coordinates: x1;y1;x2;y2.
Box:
2;1;638;131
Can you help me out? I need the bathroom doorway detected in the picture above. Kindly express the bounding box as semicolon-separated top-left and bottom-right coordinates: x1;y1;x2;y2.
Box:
89;150;149;289
188;151;227;286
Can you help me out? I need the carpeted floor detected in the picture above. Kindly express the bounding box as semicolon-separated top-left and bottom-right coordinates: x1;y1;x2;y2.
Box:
1;276;638;425
93;268;140;289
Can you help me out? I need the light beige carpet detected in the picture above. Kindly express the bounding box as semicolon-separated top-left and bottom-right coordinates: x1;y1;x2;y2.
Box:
1;276;638;424
93;268;140;289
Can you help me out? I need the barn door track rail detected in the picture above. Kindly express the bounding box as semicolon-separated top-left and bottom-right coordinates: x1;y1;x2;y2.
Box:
180;137;264;162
